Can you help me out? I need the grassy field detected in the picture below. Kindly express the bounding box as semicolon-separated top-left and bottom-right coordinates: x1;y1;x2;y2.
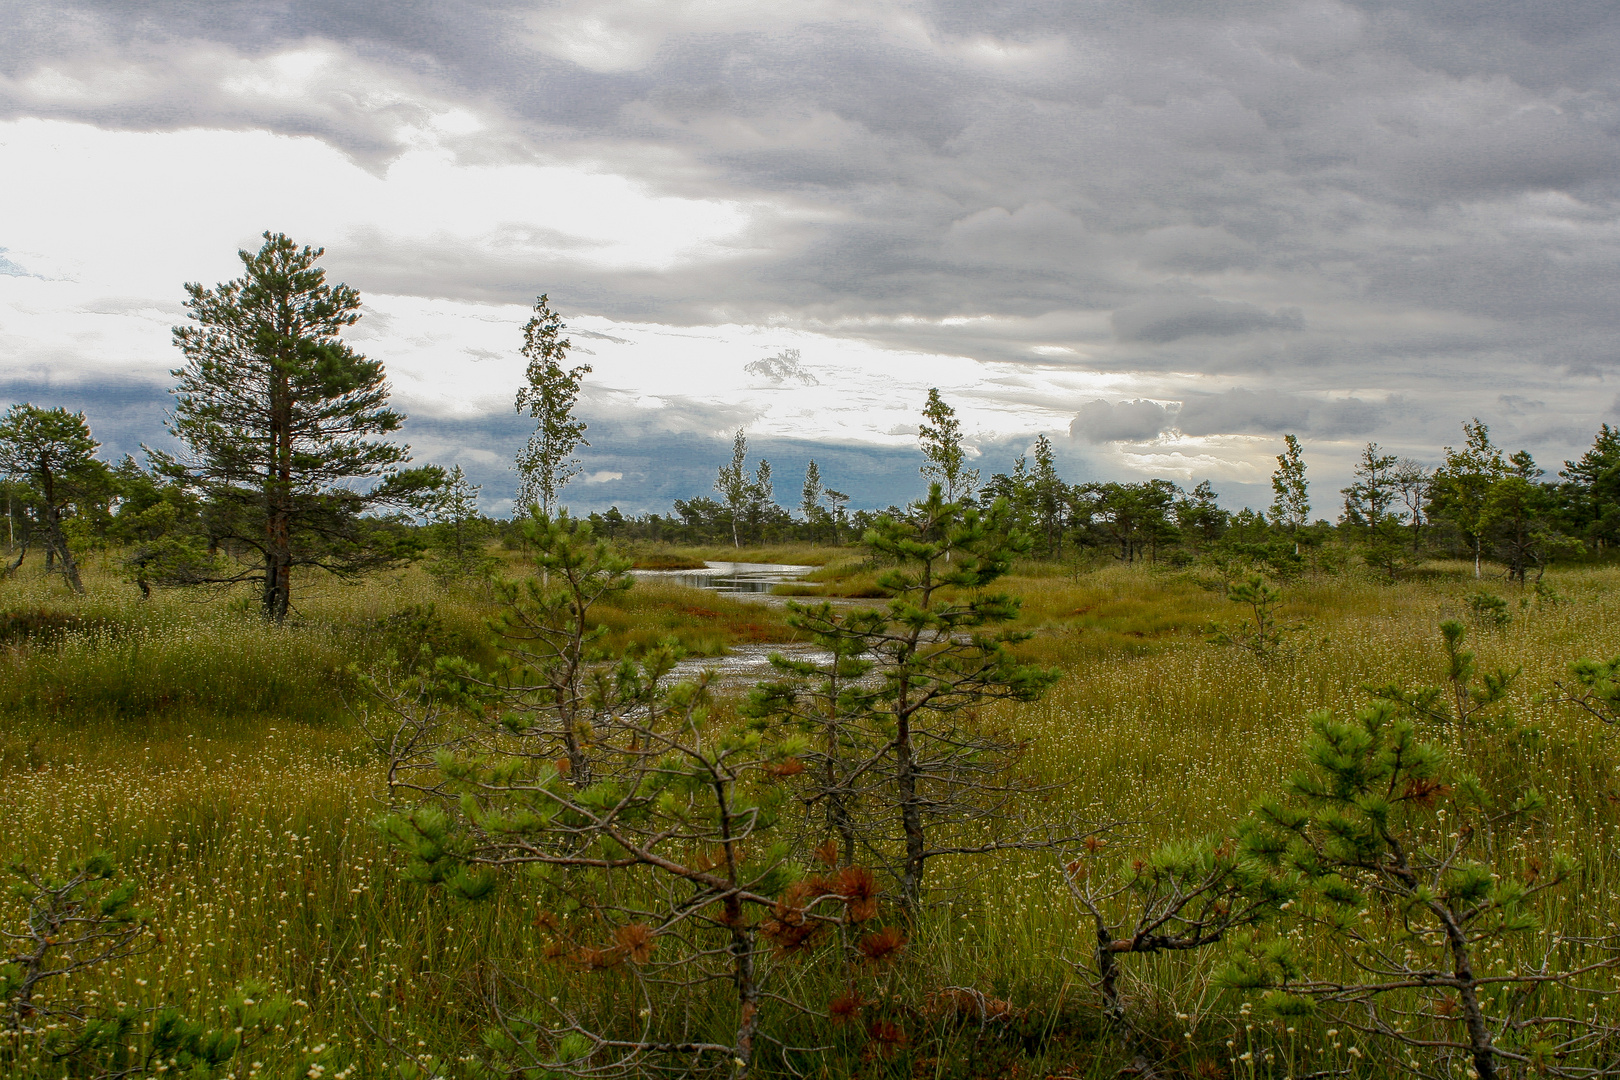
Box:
2;548;1618;1077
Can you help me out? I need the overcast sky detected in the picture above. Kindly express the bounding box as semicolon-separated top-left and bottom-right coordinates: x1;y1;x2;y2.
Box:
3;0;1618;514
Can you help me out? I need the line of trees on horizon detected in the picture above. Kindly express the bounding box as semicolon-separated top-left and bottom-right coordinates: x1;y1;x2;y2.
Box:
572;412;1619;587
3;233;1619;619
15;391;1613;590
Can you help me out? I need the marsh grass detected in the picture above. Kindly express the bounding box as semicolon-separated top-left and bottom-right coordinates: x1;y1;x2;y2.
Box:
1;556;1619;1076
0;559;800;729
591;578;799;655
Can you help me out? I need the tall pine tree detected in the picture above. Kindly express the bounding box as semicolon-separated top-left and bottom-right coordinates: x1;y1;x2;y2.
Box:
159;232;439;621
1560;423;1620;552
715;429;750;548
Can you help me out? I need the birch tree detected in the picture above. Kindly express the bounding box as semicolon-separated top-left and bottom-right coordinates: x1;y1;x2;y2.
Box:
1269;434;1310;554
918;388;979;502
514;295;592;514
715;429;750;548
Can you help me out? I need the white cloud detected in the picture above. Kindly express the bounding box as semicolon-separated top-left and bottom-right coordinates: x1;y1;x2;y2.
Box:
0;118;756;287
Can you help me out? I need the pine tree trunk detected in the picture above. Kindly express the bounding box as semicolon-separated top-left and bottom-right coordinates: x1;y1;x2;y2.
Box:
826;729;856;867
263;543;292;622
1096;926;1121;1024
1095;929;1160;1076
725;895;760;1077
719;782;760;1077
1437;906;1497;1080
264;362;295;622
53;535;83;595
43;504;83;594
263;451;293;621
559;644;591;785
896;709;924;911
1;537;26;578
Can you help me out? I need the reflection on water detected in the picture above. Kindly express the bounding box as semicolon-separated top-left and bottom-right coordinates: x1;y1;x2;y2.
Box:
666;643;835;689
663;642;882;693
631;561;817;594
631;562;830;691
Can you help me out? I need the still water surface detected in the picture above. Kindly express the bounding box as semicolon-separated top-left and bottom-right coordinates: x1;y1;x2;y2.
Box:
630;562;827;687
631;561;817;594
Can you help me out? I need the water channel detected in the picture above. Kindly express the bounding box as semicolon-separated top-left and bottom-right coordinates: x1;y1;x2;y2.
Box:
630;561;818;594
630;561;831;688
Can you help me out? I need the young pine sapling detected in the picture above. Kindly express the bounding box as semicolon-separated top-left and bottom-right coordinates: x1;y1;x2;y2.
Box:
373;513;902;1076
745;486;1062;911
1555;655;1620;727
1367;620;1520;748
1207;574;1296;664
1062;834;1295;1076
1233;701;1618;1080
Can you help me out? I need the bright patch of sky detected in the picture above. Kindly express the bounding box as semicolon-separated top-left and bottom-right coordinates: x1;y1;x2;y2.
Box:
0;115;1286;491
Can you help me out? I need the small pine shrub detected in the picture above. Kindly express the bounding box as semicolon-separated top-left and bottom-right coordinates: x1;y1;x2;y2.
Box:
1464;590;1511;627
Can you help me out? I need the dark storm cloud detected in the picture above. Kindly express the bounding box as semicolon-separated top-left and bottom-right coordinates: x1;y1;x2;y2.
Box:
1176;389;1388;438
5;0;1620;476
1111;298;1304;344
0;378;176;464
0;375;922;515
1070;399;1175;444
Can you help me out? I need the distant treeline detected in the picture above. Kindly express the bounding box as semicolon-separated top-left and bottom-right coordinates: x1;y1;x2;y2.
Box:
1;229;1614;603
566;419;1620;583
4;413;1618;589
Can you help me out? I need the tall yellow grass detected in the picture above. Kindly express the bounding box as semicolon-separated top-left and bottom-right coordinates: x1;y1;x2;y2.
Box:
0;555;1616;1076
